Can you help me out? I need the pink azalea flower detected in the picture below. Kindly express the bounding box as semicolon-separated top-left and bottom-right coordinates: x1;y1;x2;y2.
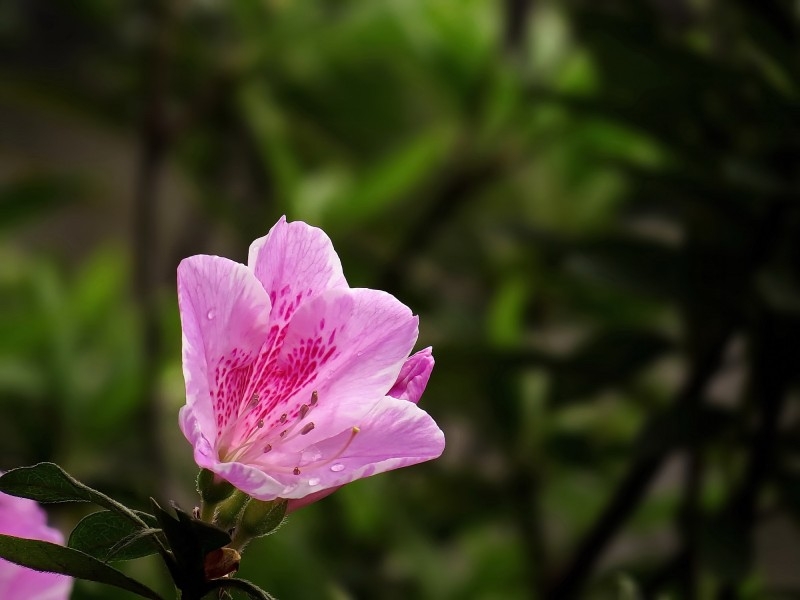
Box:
0;488;73;600
178;217;444;502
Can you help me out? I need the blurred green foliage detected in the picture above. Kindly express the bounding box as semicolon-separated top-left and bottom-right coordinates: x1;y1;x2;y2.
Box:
1;0;800;598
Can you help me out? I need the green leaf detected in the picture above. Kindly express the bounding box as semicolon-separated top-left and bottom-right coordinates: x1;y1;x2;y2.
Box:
176;505;231;556
0;463;148;529
150;498;231;594
206;577;276;600
0;534;164;600
69;510;162;562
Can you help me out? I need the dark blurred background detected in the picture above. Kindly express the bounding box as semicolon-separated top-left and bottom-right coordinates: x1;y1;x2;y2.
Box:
1;1;799;598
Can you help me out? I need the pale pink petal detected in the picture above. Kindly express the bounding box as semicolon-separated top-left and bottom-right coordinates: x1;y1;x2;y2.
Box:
205;460;287;501
388;347;434;404
248;217;347;332
274;396;445;499
178;255;272;446
285;487;340;514
232;287;419;451
0;492;72;600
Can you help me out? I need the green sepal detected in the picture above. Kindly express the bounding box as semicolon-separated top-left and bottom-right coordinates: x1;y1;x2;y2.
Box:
197;469;235;505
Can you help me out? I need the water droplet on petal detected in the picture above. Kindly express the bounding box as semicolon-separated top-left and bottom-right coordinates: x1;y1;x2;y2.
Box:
356;351;363;357
330;463;345;472
308;478;320;486
206;309;216;320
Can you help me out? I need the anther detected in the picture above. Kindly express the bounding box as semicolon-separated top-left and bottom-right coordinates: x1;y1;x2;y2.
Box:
249;393;260;407
279;413;287;424
280;430;287;438
293;467;301;475
299;404;310;419
300;422;315;435
264;444;272;453
310;391;319;406
257;419;264;428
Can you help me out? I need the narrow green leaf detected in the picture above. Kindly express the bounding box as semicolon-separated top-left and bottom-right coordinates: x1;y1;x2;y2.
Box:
206;577;276;600
69;510;161;562
0;534;164;600
0;463;148;529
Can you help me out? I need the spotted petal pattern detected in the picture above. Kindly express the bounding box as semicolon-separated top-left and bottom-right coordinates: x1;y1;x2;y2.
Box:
178;218;444;503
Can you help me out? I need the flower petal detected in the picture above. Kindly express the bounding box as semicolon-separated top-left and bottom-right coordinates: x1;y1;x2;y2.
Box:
204;460;287;501
388;347;434;404
178;255;272;446
276;396;445;499
285;487;340;514
235;287;419;448
0;492;72;600
248;216;347;331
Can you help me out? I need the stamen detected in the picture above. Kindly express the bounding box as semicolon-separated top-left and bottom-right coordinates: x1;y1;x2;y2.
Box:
249;393;260;407
293;467;301;475
310;391;319;406
257;419;264;428
300;422;315;435
280;430;287;438
309;426;360;468
299;404;310;419
279;413;287;424
264;444;272;453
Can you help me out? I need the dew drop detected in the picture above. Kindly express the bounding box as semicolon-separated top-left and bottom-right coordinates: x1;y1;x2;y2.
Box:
308;478;320;486
330;463;344;472
206;309;216;320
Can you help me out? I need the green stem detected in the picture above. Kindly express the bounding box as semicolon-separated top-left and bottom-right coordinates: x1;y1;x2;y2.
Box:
199;500;216;524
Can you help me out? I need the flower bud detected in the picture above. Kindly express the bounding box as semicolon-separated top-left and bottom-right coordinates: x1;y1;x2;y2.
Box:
214;489;249;530
238;498;288;539
196;469;235;505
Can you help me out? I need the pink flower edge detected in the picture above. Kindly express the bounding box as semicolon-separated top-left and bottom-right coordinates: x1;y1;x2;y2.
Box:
0;489;73;600
178;217;444;504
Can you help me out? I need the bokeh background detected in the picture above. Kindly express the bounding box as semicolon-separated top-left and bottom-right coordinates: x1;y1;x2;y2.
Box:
1;1;799;598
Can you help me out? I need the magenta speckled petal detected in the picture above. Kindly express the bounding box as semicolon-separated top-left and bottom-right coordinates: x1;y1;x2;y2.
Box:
177;217;443;506
178;255;272;451
248;216;347;331
275;396;445;500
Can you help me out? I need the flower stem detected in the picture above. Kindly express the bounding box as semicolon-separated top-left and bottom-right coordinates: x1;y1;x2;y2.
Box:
199;500;216;524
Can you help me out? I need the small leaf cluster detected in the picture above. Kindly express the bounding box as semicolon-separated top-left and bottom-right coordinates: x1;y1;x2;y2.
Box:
0;463;277;600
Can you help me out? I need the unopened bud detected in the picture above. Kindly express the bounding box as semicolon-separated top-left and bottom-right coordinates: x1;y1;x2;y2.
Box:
239;498;288;539
197;469;235;505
